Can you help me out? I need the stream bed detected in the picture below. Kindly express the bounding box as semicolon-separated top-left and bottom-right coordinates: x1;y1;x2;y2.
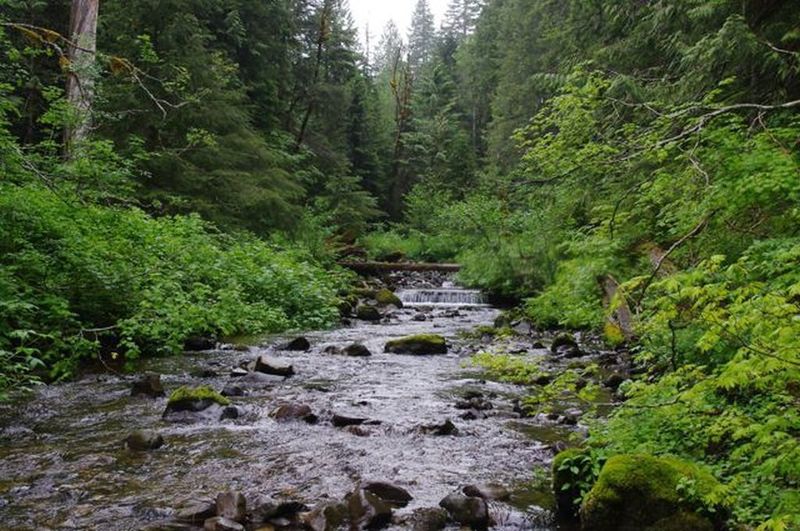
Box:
0;280;592;530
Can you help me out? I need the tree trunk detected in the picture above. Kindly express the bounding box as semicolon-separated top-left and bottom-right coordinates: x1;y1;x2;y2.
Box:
65;0;99;153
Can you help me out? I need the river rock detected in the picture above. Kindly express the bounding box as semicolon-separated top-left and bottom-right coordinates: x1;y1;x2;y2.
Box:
125;430;164;451
162;386;231;422
422;419;458;436
302;502;348;531
363;481;413;508
332;414;368;427
346;487;393;530
221;384;244;397
203;516;243;531
439;492;489;530
375;288;403;308
130;373;165;398
255;355;295;377
462;484;510;501
271;403;317;424
281;336;311;351
216;491;246;523
384;334;447;355
175;501;216;524
408;507;448;531
184;336;216;351
412;313;428;322
219;406;239;420
454;397;493;411
356;305;382;321
229;367;249;378
603;372;626;390
343;343;372;357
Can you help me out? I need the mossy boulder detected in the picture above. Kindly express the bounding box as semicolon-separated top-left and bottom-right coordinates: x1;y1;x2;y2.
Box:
166;385;230;411
375;288;403;308
356;305;382;321
385;334;447;355
580;454;724;531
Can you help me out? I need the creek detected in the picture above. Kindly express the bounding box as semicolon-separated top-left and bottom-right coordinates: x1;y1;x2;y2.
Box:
0;275;595;530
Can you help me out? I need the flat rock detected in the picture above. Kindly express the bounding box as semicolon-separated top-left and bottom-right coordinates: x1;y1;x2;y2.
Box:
363;482;413;508
203;516;243;531
175;501;216;524
255;355;295;377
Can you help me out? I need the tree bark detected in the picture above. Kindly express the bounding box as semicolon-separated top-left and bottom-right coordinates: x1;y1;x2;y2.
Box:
65;0;99;153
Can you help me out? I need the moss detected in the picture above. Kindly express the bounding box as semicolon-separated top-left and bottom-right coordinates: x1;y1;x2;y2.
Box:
374;288;403;307
384;334;447;355
603;322;626;346
356;305;381;321
352;288;377;299
168;385;230;407
580;454;723;531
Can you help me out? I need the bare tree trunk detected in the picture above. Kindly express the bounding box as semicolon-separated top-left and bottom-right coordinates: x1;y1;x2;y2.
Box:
64;0;99;154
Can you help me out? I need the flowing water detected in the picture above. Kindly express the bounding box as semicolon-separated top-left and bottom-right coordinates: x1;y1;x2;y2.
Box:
397;289;488;307
0;283;577;530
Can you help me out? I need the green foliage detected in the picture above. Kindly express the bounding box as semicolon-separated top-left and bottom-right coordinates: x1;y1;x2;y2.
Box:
470;352;546;385
0;183;342;391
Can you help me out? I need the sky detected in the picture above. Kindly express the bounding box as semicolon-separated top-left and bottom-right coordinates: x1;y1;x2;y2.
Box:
348;0;450;46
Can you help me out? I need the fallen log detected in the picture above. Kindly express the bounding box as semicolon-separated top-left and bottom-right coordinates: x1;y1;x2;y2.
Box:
338;261;461;273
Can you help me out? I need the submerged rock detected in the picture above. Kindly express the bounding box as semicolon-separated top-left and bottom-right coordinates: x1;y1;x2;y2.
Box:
130;373;165;398
438;492;489;530
255;355;295;377
384;334;447;355
125;430;164;451
580;454;725;530
271;403;317;424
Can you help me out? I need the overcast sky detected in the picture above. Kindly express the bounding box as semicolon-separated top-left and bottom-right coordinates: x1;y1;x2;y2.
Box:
348;0;450;46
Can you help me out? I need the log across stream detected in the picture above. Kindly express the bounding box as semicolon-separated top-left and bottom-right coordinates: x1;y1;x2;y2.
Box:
0;275;598;530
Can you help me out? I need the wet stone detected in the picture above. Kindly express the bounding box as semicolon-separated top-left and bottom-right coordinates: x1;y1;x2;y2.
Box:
125;430;164;451
271;403;317;424
203;516;244;531
409;507;448;531
281;336;311;351
175;501;216;524
346;487;393;530
438;492;489;530
254;355;295;377
362;481;413;508
343;343;372;357
422;419;459;436
215;491;246;523
332;414;368;428
462;484;510;501
131;373;165;398
221;384;244;397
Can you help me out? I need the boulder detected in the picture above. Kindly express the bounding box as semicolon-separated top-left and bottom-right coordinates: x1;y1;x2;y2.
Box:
254;355;295;377
462;484;510;501
125;430;164;451
184;336;216;351
421;419;458;436
363;481;413;508
580;454;725;531
346;487;392;530
343;343;372;357
384;335;447;355
409;507;448;531
163;386;230;422
438;492;489;530
375;288;403;308
356;305;382;322
302;502;348;531
203;517;243;531
271;403;317;424
281;336;311;351
215;491;246;523
175;501;216;524
130;373;165;398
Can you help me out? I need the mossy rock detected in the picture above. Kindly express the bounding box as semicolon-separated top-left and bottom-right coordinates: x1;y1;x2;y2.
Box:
551;333;578;353
384;334;447;355
352;288;377;299
580;454;724;531
356;305;382;321
552;448;591;519
375;288;403;308
167;385;230;411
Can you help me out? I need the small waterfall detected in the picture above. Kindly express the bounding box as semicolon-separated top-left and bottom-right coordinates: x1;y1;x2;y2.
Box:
397;288;488;307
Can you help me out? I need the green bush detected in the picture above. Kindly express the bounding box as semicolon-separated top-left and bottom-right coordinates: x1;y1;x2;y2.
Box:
0;185;342;393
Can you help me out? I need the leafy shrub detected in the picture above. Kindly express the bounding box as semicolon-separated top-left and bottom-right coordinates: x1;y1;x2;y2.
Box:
0;185;343;391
